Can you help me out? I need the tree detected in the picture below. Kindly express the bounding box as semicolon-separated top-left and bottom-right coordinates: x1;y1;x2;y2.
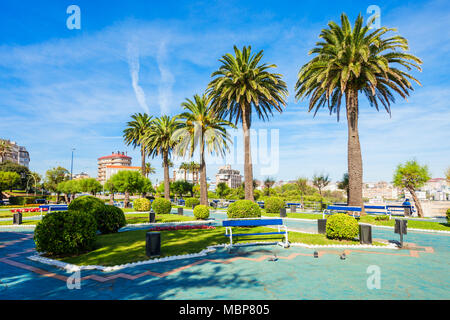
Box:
172;93;234;205
188;161;200;185
393;160;431;217
294;177;309;207
123;113;153;177
143;116;182;200
140;178;155;197
208;45;288;201
171;180;193;199
44;166;69;203
263;177;275;196
216;182;230;199
57;180;80;203
110;170;146;208
26;172;42;195
144;162;155;178
0;171;20;198
295;13;422;208
0;161;31;190
78;178;102;196
312;174;330;197
337;173;350;203
179;162;190;181
104;179;118;205
0;140;12;163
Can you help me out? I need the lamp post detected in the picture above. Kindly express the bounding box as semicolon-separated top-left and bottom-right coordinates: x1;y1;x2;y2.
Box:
70;148;75;180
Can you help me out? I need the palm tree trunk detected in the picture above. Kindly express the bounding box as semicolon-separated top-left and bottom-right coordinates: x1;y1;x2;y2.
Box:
163;152;170;200
242;106;254;201
345;88;364;213
199;140;208;206
124;191;130;208
109;192;114;205
141;147;146;177
408;187;424;217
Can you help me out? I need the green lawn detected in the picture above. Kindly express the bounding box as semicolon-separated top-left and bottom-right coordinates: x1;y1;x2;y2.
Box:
124;213;197;224
60;226;384;267
263;211;323;220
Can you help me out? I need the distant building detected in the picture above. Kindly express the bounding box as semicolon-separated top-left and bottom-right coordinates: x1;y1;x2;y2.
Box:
1;139;30;167
172;168;197;184
73;172;90;180
104;165;141;182
215;165;242;189
363;181;399;201
97;151;132;183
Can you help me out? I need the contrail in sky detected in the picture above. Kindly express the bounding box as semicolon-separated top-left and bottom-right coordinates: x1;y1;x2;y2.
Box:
127;42;150;114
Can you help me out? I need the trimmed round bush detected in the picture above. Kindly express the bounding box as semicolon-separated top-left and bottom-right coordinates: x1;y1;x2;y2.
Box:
152;198;172;215
185;198;200;208
34;210;97;256
133;198;151;211
95;205;126;234
227;200;261;219
265;197;285;213
326;213;359;240
193;205;210;220
68;195;105;216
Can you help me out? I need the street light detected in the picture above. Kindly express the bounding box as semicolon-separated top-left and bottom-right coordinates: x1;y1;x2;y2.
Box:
70;148;75;180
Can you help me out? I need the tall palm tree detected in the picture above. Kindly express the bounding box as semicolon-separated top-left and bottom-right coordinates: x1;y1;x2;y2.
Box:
295;13;422;210
179;162;190;181
143;116;182;200
263;177;275;196
189;161;201;185
208;45;288;201
0;140;12;163
144;162;156;178
172;94;234;205
123;113;153;177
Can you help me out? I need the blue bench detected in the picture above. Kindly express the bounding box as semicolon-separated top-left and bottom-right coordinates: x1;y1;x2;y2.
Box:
257;201;265;208
222;219;289;247
386;205;416;216
39;204;68;216
364;205;391;219
323;205;362;219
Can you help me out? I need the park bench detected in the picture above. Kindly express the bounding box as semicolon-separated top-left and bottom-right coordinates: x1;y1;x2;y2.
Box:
323;205;362;219
386;205;416;217
364;205;391;219
38;204;68;216
257;201;265;208
222;218;289;248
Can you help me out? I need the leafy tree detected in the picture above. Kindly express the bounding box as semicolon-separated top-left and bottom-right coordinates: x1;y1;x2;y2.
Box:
312;174;330;197
393;160;431;217
110;170;146;208
295;13;422;208
104;179;118;205
123;113;153;177
140;178;155;197
215;182;230;199
208;45;288;201
0;161;31;190
171;180;194;199
57;180;80;203
337;173;349;204
294;177;308;207
172;93;234;205
0;171;20;197
44;166;69;203
263;177;275;196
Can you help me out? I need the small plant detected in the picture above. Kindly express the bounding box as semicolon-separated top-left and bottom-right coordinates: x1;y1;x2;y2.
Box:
152;198;172;215
326;213;359;240
95;205;126;234
227;200;261;218
34;210;97;256
264;197;285;213
193;205;210;220
375;215;390;221
185;197;200;208
133;198;151;211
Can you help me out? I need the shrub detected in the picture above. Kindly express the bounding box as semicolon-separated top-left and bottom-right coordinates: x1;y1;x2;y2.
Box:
9;196;47;205
34;210;97;256
152;198;172;215
95;205;126;234
227;200;261;219
326;213;359;240
185;198;200;208
133;198;151;211
68;195;105;216
446;208;450;222
193;205;210;220
375;215;390;221
265;197;285;213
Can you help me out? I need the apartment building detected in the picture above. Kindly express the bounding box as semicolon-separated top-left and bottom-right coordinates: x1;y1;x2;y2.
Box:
215;165;242;189
0;139;30;167
97;151;132;183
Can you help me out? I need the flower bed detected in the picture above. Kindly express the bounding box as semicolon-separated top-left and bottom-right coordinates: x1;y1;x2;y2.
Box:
11;207;45;213
149;225;215;231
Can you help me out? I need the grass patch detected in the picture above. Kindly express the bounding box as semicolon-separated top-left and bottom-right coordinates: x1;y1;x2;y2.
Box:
358;215;450;231
59;226;384;267
263;211;323;220
125;213;197;224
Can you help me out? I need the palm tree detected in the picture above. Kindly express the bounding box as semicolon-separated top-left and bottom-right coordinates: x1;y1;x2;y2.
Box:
143;116;182;200
294;177;308;208
188;161;200;185
179;162;190;181
0;140;12;163
208;45;288;201
144;162;156;178
337;173;350;204
295;13;422;210
263;177;275;196
172;94;234;205
312;174;331;197
123;113;153;177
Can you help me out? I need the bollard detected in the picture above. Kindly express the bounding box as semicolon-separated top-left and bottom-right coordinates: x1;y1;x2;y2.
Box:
149;211;156;223
290;205;297;213
178;207;183;215
192;204;197;210
279;208;287;218
318;219;327;234
394;219;407;247
13;213;22;225
145;232;161;257
359;224;372;244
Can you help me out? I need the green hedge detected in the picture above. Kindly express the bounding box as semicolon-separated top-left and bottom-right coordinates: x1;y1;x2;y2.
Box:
133;198;151;211
9;196;47;205
34;210;97;256
193;205;210;220
185;198;200;208
152;198;172;215
265;197;285;213
326;213;359;240
227;200;261;219
68;195;105;216
95;205;126;234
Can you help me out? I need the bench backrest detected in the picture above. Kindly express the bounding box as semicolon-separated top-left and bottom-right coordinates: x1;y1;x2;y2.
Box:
222;218;283;227
39;205;68;210
326;205;361;212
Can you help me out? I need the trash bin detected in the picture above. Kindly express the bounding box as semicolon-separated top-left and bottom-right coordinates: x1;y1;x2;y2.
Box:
149;211;156;223
279;208;287;217
290;205;297;213
146;232;161;257
177;207;183;215
359;224;372;244
13;213;22;225
318;219;327;234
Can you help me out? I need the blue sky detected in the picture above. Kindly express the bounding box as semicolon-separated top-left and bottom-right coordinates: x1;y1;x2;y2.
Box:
0;0;449;184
